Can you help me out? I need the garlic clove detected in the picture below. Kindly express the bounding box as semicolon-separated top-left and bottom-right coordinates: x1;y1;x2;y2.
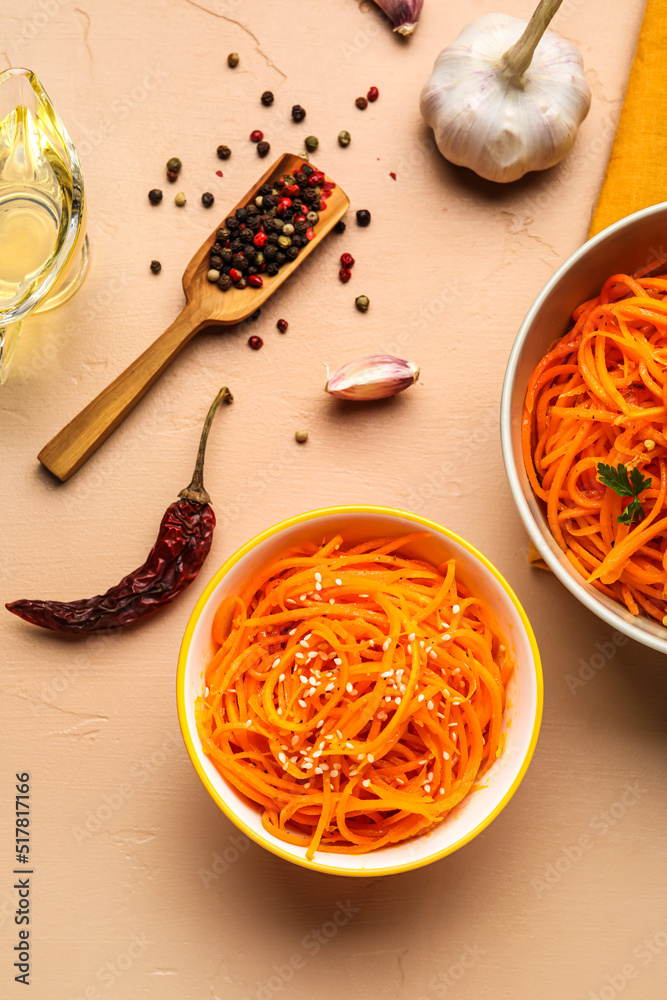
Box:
373;0;424;36
419;4;591;183
325;355;420;401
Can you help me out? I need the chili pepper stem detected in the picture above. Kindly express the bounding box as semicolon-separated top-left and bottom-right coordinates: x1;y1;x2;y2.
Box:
179;387;233;505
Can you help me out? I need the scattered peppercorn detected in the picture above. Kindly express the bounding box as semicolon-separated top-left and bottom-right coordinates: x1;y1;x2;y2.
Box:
248;335;263;350
218;273;232;291
261;90;274;106
334;220;346;234
227;52;239;68
355;295;370;312
250;130;264;142
305;135;319;152
175;192;186;206
150;260;161;274
339;268;352;283
295;429;308;443
257;140;271;158
340;252;355;268
166;170;178;183
216;169;223;177
201;192;215;208
167;156;182;174
389;171;397;180
277;318;288;333
148;188;163;204
338;130;351;147
356;209;371;227
217;145;232;160
355;96;368;110
291;104;306;122
367;86;379;102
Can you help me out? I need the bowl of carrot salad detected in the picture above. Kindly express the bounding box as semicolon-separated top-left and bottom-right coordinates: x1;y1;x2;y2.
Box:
502;201;667;653
177;506;542;876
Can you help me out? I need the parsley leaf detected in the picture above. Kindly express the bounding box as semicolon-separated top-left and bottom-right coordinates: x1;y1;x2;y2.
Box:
597;462;652;526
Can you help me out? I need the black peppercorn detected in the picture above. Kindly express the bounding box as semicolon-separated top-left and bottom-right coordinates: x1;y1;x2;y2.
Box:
275;251;286;264
262;217;275;232
216;227;230;241
150;259;161;273
261;90;274;106
268;232;279;245
257;140;270;158
334;220;346;234
301;163;314;176
291;104;306;122
148;188;163;204
248;265;259;275
356;209;371;227
265;244;278;259
235;207;248;222
201;192;215;208
286;246;299;260
231;239;243;253
294;220;307;234
221;248;233;263
240;229;253;243
232;253;247;268
226;215;239;229
266;263;279;276
218;273;232;291
292;235;306;247
246;204;260;217
259;183;272;196
210;242;223;255
217;145;232;160
210;255;223;269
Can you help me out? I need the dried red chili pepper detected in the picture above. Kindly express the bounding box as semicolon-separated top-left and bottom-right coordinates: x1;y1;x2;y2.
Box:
6;387;232;633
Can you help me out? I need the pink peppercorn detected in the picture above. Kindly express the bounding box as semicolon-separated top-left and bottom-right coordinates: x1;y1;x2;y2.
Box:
248;335;263;349
367;86;379;102
339;267;352;284
248;275;263;288
253;231;268;247
277;319;288;333
250;130;264;142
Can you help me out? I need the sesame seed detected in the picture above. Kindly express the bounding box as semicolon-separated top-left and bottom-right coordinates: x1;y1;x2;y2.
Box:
443;752;450;760
349;769;357;776
300;674;308;683
278;752;287;763
291;735;299;745
368;640;375;647
346;741;354;748
378;711;387;720
300;595;306;601
329;598;335;604
314;767;323;774
334;657;342;666
309;675;317;683
417;693;425;702
381;670;393;678
337;731;343;738
325;682;335;692
424;784;430;793
304;781;311;788
308;652;317;660
298;699;307;708
407;644;412;654
428;771;433;780
420;640;425;648
279;673;285;682
408;632;415;641
320;763;329;771
395;697;401;705
439;788;444;795
362;779;370;787
452;605;460;613
443;634;451;641
273;658;281;668
325;734;334;741
382;639;391;651
300;639;309;648
317;719;324;728
303;762;313;770
245;720;252;728
346;682;353;693
367;753;374;762
296;652;304;660
315;582;322;591
357;753;366;761
314;572;322;582
313;750;322;758
330;770;339;778
289;628;297;635
427;700;434;710
429;651;437;660
335;578;342;586
449;722;456;727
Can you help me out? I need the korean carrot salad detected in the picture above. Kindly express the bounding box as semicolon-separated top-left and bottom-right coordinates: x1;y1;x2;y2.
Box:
195;533;512;857
522;266;667;622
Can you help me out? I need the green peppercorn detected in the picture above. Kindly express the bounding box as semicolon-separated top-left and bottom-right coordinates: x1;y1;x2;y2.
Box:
217;144;231;160
148;188;163;204
355;295;370;312
167;157;182;175
273;217;284;230
174;192;186;206
254;252;265;266
338;130;351;148
282;223;295;236
201;192;215;208
278;235;292;248
301;163;315;176
227;52;239;68
304;135;319;152
295;429;308;443
306;211;319;224
150;260;161;274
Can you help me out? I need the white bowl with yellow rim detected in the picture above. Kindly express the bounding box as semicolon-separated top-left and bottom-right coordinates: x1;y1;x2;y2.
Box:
176;505;542;876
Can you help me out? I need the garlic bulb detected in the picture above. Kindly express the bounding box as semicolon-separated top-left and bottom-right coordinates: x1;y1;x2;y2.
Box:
374;0;424;36
420;0;591;183
325;355;420;401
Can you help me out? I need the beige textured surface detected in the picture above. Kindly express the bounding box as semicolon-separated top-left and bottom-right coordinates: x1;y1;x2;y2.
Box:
2;1;666;998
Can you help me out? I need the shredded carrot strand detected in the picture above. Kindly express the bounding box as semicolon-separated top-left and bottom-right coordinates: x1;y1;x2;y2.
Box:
195;534;511;855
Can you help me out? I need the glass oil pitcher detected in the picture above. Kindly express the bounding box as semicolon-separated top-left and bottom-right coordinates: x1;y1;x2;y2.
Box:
0;67;88;382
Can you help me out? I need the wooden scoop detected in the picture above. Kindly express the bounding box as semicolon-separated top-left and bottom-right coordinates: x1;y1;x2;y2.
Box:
39;153;349;481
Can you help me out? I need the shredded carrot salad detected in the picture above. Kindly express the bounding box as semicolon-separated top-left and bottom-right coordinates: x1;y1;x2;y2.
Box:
522;264;667;622
195;533;512;857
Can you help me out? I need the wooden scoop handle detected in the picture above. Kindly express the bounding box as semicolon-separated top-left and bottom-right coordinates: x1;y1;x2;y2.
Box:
38;304;207;481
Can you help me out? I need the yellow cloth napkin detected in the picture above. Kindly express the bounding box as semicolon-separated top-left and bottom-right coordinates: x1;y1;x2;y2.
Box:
588;0;667;237
528;0;664;569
